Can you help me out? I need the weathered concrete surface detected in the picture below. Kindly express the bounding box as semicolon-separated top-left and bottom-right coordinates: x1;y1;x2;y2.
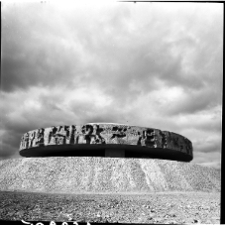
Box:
0;157;220;193
19;123;193;161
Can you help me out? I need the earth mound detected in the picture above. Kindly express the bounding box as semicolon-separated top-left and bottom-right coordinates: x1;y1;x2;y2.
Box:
0;157;220;193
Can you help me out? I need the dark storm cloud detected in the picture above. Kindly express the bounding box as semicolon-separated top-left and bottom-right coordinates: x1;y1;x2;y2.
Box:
0;128;22;158
191;151;221;169
2;2;85;92
166;87;221;116
197;141;221;153
1;2;222;168
2;2;222;103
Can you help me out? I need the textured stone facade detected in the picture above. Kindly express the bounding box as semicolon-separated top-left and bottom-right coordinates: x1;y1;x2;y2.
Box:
19;123;193;160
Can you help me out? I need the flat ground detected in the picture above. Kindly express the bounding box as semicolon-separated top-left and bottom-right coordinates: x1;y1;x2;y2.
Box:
0;191;220;224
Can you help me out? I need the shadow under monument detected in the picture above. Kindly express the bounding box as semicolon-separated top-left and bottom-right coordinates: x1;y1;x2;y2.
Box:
19;144;192;162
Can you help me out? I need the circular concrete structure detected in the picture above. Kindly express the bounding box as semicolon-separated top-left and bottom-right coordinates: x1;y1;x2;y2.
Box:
19;123;193;162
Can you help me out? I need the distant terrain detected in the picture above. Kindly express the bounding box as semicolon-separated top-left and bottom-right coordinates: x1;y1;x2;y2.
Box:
0;157;221;193
0;157;221;223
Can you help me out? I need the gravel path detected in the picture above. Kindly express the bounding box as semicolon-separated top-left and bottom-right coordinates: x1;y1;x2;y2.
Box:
0;191;220;224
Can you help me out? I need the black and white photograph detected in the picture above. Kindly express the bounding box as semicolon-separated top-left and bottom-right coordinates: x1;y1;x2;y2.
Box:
0;1;222;224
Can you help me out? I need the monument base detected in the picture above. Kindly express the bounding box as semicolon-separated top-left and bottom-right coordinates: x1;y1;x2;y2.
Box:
105;149;125;157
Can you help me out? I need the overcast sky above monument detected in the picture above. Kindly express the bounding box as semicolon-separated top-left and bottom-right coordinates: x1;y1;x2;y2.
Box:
1;2;222;169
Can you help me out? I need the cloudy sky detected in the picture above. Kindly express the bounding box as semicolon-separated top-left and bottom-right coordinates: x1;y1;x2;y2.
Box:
1;1;223;169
